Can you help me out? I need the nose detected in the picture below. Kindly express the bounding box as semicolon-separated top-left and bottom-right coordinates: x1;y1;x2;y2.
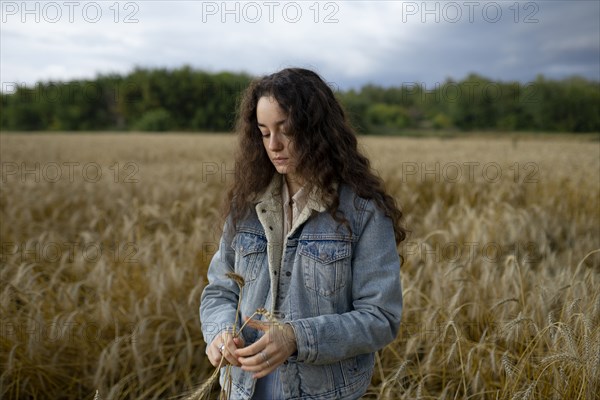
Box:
268;133;284;151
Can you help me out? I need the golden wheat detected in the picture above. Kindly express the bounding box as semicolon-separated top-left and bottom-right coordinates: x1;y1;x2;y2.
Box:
0;132;598;399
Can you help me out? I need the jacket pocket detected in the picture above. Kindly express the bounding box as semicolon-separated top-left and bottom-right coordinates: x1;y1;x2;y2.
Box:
232;232;267;283
299;239;351;297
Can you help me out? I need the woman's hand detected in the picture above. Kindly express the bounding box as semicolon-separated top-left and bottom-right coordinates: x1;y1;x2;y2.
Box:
235;317;297;379
207;328;245;368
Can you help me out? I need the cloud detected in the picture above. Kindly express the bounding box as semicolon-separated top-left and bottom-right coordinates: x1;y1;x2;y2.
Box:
1;0;598;90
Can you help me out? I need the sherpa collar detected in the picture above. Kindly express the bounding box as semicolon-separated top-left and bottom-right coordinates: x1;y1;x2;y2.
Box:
254;174;329;214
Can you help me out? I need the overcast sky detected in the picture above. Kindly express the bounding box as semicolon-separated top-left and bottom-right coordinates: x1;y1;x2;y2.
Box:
1;0;599;91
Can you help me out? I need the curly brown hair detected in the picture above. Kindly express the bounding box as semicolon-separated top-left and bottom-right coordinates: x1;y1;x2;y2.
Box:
225;68;406;245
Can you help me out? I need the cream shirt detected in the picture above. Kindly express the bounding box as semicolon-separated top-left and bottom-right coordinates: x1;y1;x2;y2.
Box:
281;176;309;239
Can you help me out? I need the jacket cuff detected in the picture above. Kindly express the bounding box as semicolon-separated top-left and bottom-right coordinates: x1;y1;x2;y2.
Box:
288;319;316;363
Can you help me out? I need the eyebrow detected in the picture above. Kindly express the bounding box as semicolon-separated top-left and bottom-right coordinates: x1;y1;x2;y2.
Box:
257;119;287;127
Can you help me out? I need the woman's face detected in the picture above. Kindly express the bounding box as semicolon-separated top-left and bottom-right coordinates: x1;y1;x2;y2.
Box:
256;96;300;183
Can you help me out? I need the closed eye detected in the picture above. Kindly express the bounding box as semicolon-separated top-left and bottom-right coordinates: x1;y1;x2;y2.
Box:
258;127;270;138
258;119;287;130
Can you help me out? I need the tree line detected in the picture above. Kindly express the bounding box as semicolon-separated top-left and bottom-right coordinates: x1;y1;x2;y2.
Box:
1;66;598;133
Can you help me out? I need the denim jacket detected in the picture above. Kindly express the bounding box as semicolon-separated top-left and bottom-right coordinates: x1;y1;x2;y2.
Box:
200;175;403;399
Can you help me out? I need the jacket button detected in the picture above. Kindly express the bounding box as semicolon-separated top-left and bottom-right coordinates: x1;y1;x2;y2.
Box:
269;226;273;230
285;271;291;277
261;209;266;213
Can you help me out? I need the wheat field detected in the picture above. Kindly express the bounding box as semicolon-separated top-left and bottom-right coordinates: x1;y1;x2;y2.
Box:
1;133;598;400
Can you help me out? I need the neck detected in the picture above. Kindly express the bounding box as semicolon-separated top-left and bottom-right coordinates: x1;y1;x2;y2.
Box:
285;174;304;197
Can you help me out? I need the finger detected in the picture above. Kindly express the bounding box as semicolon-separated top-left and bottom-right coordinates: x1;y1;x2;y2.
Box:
222;336;241;366
239;352;277;378
237;344;285;371
252;364;276;379
234;334;267;358
208;348;219;367
238;349;268;368
212;330;238;367
208;344;227;367
208;336;224;367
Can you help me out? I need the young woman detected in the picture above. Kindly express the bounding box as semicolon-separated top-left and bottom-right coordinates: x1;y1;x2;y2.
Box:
200;68;406;399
